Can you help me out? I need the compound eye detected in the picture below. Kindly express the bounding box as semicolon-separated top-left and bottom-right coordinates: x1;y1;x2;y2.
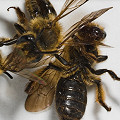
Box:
102;30;106;39
17;34;35;44
91;27;106;41
93;27;99;35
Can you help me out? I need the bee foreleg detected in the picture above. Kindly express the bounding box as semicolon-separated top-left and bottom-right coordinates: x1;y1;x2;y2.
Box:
93;80;111;111
89;54;108;63
7;7;27;24
86;65;120;81
96;55;108;62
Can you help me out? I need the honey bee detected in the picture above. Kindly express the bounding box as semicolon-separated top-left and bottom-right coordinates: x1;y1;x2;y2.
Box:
23;1;120;120
0;0;89;79
0;0;60;74
0;0;89;115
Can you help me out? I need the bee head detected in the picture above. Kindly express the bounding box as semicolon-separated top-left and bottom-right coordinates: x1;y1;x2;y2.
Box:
16;34;40;53
78;24;106;42
17;34;35;45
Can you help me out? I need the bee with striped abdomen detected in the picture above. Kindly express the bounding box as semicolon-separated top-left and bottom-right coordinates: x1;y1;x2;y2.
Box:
24;2;119;120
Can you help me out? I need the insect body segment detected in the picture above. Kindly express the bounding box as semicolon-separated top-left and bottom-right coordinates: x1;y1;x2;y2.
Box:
56;71;87;120
25;0;57;18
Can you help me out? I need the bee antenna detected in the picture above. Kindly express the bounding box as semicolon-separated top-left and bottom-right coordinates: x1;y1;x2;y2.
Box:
4;72;13;79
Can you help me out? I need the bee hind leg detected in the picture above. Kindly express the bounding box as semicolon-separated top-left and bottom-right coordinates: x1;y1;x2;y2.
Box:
7;7;28;25
93;80;111;111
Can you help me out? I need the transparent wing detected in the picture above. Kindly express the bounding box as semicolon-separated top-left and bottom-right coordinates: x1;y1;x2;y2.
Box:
2;47;27;72
61;0;88;12
16;69;46;85
2;47;54;72
25;64;62;112
52;0;88;23
1;46;48;85
58;7;112;47
26;55;54;68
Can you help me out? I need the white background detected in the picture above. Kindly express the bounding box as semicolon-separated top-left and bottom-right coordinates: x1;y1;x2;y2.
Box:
0;0;120;120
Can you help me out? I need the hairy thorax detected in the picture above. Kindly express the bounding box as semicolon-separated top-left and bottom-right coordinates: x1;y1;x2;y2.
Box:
29;15;62;51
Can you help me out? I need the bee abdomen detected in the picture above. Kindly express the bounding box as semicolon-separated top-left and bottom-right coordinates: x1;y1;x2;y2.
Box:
56;73;87;120
25;0;57;18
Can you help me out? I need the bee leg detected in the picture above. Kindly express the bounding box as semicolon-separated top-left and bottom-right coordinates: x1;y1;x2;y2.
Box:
47;63;63;71
93;80;111;111
7;7;27;24
14;23;26;34
96;55;108;62
66;65;79;74
89;54;108;63
86;65;120;81
94;49;108;62
92;55;108;62
88;46;108;62
40;50;58;54
45;63;78;74
4;72;13;79
54;54;70;66
25;0;57;19
0;37;18;47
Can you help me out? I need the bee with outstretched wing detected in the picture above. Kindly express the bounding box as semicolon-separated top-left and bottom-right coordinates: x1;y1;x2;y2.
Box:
23;3;120;120
0;0;89;115
0;0;88;77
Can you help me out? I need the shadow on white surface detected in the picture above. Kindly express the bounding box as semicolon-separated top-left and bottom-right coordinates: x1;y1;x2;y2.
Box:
0;74;27;120
0;16;15;37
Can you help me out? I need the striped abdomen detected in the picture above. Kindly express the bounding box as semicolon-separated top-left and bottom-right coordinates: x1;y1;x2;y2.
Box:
55;72;87;120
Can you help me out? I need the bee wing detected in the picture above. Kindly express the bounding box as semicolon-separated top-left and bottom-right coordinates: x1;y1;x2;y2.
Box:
2;47;27;72
26;55;53;68
58;7;112;47
16;69;46;85
25;66;62;112
61;0;87;11
52;0;88;23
